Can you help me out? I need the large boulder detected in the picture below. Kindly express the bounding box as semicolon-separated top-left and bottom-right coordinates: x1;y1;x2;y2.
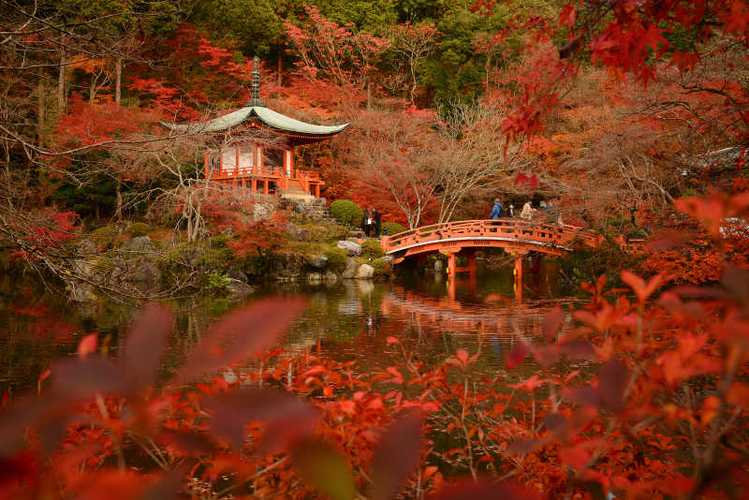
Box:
306;254;328;269
337;240;361;256
226;279;254;298
130;259;161;285
121;236;155;253
342;257;358;279
68;280;98;303
355;263;375;279
286;223;310;241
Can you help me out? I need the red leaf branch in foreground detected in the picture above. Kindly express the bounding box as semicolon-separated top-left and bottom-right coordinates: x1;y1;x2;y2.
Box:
175;297;308;383
369;412;424;500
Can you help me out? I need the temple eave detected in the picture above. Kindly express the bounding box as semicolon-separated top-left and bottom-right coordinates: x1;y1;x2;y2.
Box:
161;106;348;139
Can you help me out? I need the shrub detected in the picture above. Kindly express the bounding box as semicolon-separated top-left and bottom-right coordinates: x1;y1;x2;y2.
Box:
128;222;151;238
361;239;384;258
382;221;407;235
323;246;348;273
329;200;363;228
198;246;233;271
371;256;393;278
206;272;231;291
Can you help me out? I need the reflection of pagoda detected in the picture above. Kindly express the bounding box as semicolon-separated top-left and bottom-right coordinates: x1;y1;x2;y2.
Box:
163;57;348;200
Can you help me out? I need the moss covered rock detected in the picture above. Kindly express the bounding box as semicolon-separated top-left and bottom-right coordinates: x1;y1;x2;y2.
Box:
128;222;151;238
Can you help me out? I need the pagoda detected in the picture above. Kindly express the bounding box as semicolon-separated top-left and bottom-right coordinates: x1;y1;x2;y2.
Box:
163;57;348;199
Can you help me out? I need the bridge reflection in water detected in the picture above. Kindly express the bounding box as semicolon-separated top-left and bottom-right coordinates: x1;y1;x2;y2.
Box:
380;285;578;361
382;219;601;301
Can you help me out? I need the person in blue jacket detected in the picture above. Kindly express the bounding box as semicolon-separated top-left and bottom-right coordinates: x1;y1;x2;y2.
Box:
490;198;503;219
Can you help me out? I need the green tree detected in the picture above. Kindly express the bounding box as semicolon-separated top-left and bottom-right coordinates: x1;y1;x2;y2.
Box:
190;0;284;55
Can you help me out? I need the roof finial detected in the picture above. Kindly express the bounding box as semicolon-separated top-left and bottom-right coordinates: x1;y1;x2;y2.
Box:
250;56;263;107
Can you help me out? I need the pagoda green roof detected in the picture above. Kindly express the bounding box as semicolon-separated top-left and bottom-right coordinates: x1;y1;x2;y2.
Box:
162;105;349;136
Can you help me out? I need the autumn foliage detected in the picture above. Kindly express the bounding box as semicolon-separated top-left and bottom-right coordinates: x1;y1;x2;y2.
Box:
0;189;748;498
1;1;749;498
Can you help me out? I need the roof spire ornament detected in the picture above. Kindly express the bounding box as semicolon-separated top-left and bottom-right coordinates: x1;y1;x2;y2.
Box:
250;56;264;107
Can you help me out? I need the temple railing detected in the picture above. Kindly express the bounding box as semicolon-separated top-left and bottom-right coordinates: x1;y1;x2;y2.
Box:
381;219;601;255
208;166;323;184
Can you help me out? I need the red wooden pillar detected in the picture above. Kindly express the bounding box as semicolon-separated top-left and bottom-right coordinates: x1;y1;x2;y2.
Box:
315;184;320;198
513;252;524;302
235;145;240;175
447;252;457;279
284;149;293;178
264;180;269;194
290;146;295;178
465;250;477;276
203;151;209;178
251;178;257;193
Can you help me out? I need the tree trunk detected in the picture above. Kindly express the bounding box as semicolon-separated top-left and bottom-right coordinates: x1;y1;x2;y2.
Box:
115;181;123;221
89;72;96;104
366;78;372;110
57;41;66;114
115;57;122;105
277;52;282;87
37;79;46;141
410;58;417;105
186;205;193;242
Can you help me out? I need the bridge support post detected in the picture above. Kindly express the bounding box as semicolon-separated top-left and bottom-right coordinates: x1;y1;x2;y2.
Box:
447;252;457;279
465;250;477;276
510;250;528;302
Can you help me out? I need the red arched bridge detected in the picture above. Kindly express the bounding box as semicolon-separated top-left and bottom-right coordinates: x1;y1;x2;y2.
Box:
380;219;602;299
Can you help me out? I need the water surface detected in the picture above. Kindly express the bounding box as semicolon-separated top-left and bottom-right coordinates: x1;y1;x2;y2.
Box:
0;261;577;396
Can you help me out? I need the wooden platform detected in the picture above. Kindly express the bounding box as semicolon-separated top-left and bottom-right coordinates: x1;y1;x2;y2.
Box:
208;166;324;198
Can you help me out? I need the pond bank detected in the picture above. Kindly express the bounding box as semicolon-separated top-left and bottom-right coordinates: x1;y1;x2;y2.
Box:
0;217;397;304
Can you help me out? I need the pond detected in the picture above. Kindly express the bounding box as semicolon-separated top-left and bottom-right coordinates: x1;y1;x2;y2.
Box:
0;258;579;398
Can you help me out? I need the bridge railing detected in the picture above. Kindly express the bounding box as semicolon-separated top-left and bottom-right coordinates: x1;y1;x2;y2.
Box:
381;219;600;253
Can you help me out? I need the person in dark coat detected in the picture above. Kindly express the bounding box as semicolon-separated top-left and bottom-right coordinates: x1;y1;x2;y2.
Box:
490;198;503;219
362;208;371;236
373;209;382;237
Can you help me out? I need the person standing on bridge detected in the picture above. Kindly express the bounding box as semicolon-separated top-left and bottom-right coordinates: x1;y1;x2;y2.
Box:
490;198;503;219
520;201;535;221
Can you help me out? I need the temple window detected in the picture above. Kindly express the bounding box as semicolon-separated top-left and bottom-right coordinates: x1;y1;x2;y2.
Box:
238;144;254;172
221;147;237;174
264;147;284;173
